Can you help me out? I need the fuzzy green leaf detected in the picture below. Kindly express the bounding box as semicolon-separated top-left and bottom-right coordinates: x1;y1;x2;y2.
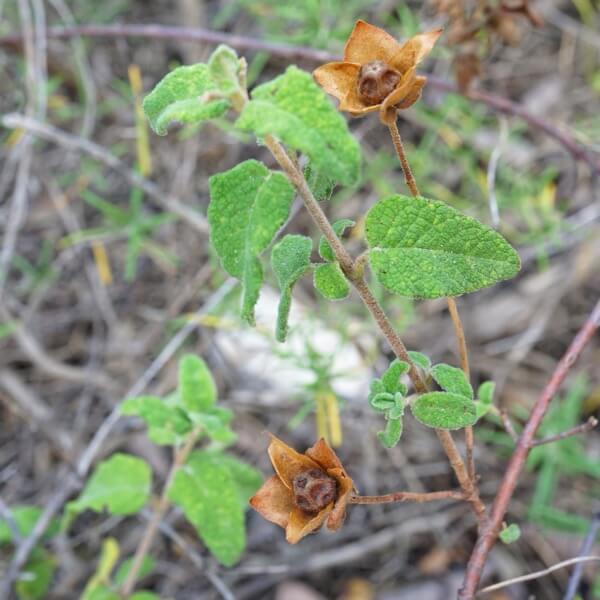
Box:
193;407;237;445
68;454;151;516
143;63;229;135
178;355;216;414
365;195;521;298
319;220;355;262
408;351;431;372
431;364;473;399
168;451;245;567
114;557;155;586
412;392;477;430
314;262;349;300
236;66;360;187
208;160;294;324
208;45;244;95
121;395;192;446
0;506;59;544
377;417;403;448
16;548;56;600
478;381;495;405
305;163;334;201
499;523;521;544
382;359;410;394
271;235;313;342
369;391;396;412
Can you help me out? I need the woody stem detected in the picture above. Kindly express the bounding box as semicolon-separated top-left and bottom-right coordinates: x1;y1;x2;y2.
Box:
349;490;464;504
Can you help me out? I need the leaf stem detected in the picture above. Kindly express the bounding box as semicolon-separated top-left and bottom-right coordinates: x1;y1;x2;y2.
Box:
120;427;201;597
349;489;464;504
385;116;420;197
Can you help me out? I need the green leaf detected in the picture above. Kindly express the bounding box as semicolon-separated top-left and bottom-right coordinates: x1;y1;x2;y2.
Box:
411;392;477;430
369;391;396;412
143;63;229;135
271;235;313;342
120;395;192;446
377;417;403;448
408;351;431;372
431;364;473;399
0;506;59;544
365;195;521;298
68;454;151;516
236;66;360;186
114;556;155;586
474;401;492;421
168;451;245;567
83;588;120;600
82;538;120;600
382;359;410;394
16;548;56;600
193;407;237;445
319;219;355;262
314;262;349;300
305;163;334;201
208;45;244;95
179;354;216;414
499;523;521;544
478;381;495;405
208;159;294;324
130;593;160;600
198;451;263;508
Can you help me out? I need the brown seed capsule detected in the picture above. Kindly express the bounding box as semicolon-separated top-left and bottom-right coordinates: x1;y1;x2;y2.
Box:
292;468;338;513
357;60;402;106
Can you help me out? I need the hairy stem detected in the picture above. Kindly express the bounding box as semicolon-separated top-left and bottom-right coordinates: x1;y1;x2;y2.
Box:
120;427;201;597
386;117;420;197
447;296;476;481
262;132;485;521
349;489;464;504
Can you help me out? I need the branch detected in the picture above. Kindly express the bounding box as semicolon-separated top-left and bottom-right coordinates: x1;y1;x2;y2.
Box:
530;416;598;448
349;490;464;504
564;513;600;600
1;23;598;175
459;297;600;599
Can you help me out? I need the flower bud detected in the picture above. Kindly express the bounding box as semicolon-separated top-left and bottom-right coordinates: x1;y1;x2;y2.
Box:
293;468;338;513
357;61;402;106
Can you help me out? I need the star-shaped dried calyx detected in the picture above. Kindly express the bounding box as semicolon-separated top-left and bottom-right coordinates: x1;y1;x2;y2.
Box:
313;20;442;120
249;435;354;544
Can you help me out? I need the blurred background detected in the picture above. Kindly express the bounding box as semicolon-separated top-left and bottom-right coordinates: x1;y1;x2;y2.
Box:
1;0;599;598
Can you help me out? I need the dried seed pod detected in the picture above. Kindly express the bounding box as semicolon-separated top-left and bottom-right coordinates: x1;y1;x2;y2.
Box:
357;61;402;106
293;468;338;513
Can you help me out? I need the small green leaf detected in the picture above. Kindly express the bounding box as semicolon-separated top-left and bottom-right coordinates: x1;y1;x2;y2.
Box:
478;381;495;405
319;219;355;262
168;451;245;566
130;593;160;600
382;359;410;394
388;393;406;419
114;556;155;586
143;63;229;135
474;401;492;421
305;163;334;201
81;538;120;600
121;395;192;446
369;391;396;412
208;45;244;95
314;262;349;300
411;392;477;430
0;506;59;544
431;364;473;399
83;588;120;600
179;354;216;414
208;160;294;324
499;523;521;544
408;351;431;372
271;235;313;342
365;195;521;298
68;454;151;516
16;548;56;600
193;407;237;445
377;417;403;448
236;66;360;187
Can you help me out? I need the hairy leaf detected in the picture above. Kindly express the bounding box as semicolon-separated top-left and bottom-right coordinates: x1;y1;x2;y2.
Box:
114;557;155;586
68;454;151;516
168;451;245;567
178;354;216;414
121;395;192;446
143;63;229;135
16;548;56;600
319;219;355;262
431;364;473;399
411;392;477;430
478;381;495;405
0;506;59;544
193;407;237;445
314;262;349;300
408;351;432;372
208;160;294;324
271;235;313;342
382;359;410;394
208;44;243;95
236;66;360;187
366;195;521;298
378;416;403;448
369;391;396;412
